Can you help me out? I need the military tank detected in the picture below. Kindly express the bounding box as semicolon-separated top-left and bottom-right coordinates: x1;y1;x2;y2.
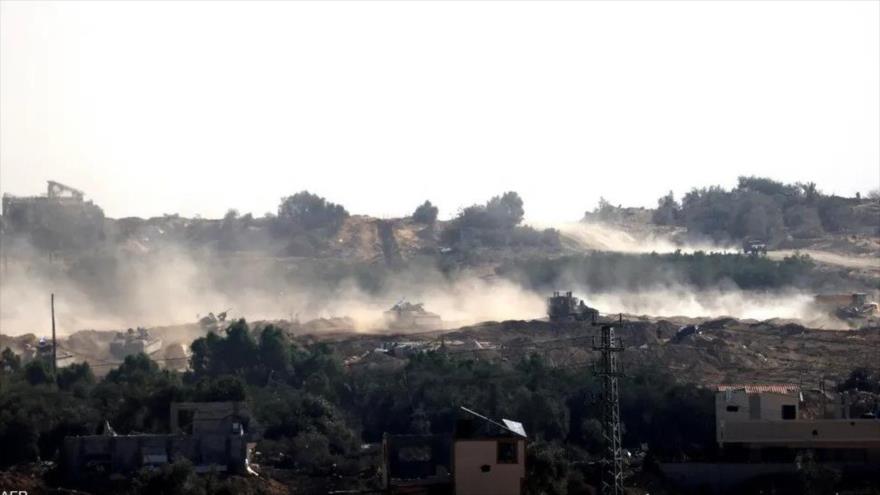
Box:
383;300;442;330
110;327;163;358
547;291;599;323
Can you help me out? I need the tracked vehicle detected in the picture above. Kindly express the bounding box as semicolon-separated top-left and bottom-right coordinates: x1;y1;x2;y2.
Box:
547;291;599;322
384;300;442;330
110;327;163;358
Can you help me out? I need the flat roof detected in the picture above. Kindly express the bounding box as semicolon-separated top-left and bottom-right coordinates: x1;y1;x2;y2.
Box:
715;384;800;394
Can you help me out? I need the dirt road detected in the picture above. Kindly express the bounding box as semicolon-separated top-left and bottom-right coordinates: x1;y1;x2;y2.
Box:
768;249;879;272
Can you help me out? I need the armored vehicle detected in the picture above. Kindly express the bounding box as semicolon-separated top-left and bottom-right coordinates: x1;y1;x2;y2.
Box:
742;239;768;256
384;300;442;330
547;291;599;322
110;327;163;358
814;293;878;319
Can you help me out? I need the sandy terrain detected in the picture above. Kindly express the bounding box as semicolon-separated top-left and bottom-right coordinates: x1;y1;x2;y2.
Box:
769;249;880;272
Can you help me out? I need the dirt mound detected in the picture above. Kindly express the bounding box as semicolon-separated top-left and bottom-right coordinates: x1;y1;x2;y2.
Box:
66;330;116;357
334;215;383;261
298;317;358;333
321;317;880;389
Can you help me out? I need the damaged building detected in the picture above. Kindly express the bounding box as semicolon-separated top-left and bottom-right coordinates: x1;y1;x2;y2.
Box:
712;384;880;458
382;407;527;495
62;401;258;479
661;384;880;492
2;180;105;252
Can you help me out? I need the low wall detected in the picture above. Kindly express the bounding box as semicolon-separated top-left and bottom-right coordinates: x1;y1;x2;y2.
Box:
721;419;880;448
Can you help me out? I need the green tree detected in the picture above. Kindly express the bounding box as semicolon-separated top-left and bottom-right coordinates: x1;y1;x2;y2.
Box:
133;459;201;495
839;367;880;393
94;354;184;434
524;441;569;495
412;200;439;224
24;360;54;385
259;325;292;378
1;347;21;373
57;362;95;392
457;191;525;230
193;375;246;401
190;319;260;379
784;205;823;238
485;191;525;228
104;353;161;385
277;191;349;230
653;191;680;225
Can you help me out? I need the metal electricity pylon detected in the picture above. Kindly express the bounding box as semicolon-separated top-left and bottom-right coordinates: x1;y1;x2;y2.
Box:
592;315;625;495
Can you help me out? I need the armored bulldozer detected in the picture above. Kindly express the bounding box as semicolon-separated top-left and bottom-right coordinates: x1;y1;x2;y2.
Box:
384;300;443;330
110;327;163;358
814;293;878;319
547;291;599;323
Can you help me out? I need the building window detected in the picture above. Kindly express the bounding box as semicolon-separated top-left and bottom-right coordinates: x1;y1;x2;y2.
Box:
781;405;796;420
497;440;518;464
726;405;739;412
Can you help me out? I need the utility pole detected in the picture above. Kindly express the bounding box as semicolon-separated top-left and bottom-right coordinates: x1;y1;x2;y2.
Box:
592;315;625;495
51;293;57;374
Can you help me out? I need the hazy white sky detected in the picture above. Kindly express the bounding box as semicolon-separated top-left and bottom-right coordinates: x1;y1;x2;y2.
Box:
1;1;878;222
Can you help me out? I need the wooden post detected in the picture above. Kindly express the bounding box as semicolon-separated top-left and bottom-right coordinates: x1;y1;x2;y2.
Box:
51;293;57;373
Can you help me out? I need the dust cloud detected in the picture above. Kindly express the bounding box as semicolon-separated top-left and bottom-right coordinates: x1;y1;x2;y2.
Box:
326;275;548;331
580;287;843;328
553;221;736;254
0;223;844;337
0;242;547;337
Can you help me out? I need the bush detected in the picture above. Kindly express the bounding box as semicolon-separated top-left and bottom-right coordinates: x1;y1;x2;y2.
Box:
132;459;201;495
412;200;439;224
457;191;524;230
277;191;349;231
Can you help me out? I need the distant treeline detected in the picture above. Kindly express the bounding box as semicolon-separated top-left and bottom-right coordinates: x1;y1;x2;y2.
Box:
7;189;559;256
498;250;862;293
5;176;876;257
593;176;879;244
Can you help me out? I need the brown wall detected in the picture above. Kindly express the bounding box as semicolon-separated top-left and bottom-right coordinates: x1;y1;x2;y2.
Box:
453;439;525;495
